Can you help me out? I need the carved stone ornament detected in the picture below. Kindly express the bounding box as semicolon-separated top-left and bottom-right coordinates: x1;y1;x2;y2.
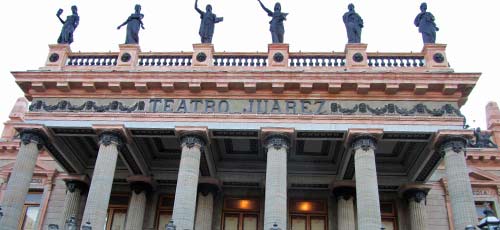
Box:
352;52;364;62
98;132;123;147
333;186;356;201
271;223;281;230
66;216;78;230
273;52;284;62
20;130;46;150
265;134;290;150
196;52;207;62
180;135;205;149
433;53;445;63
120;52;131;62
405;189;427;203
439;136;467;156
49;53;60;62
130;181;152;195
81;221;92;230
351;135;377;151
48;224;60;230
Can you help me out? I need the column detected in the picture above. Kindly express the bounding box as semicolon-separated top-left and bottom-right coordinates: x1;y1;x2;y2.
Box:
405;189;428;230
60;181;86;227
125;182;150;230
81;132;122;229
263;134;289;230
441;137;477;229
195;183;218;230
333;187;356;230
0;131;45;229
171;135;205;230
352;136;381;230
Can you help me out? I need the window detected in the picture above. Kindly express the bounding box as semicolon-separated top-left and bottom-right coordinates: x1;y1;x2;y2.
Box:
19;192;43;230
105;194;129;230
289;200;327;230
156;195;174;230
223;198;260;230
381;202;398;230
476;201;496;221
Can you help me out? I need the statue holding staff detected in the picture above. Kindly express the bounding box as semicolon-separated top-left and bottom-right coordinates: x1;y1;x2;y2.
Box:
56;5;79;45
414;2;439;44
343;3;363;44
257;0;288;43
195;0;224;43
117;4;145;44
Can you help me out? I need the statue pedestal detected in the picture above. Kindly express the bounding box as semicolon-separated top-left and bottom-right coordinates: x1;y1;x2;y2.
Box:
193;43;214;67
42;44;72;71
268;44;289;67
117;44;141;69
422;44;449;69
344;43;368;68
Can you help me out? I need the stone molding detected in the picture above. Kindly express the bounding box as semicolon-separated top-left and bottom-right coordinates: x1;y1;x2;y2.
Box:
404;189;428;203
98;131;123;147
439;136;468;156
351;135;377;151
264;134;290;151
19;129;46;150
332;186;356;200
180;135;206;149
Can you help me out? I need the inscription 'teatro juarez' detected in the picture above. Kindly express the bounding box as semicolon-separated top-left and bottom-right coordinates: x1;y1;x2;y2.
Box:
149;99;332;114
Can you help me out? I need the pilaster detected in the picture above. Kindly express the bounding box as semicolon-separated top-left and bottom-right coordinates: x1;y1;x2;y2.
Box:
195;179;220;230
332;185;356;230
401;186;430;230
60;176;88;228
125;178;153;230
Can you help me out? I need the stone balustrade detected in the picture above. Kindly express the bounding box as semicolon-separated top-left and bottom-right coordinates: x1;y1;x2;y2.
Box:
42;43;449;72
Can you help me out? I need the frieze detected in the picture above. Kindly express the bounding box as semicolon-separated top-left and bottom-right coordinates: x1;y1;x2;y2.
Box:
29;98;464;117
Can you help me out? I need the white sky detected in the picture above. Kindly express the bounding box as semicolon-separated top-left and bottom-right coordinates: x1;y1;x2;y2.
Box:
0;0;498;130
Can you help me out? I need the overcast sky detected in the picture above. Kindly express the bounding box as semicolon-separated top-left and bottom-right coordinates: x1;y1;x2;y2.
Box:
0;0;498;130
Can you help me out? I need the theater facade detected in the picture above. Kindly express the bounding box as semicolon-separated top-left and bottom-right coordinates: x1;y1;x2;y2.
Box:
0;41;499;230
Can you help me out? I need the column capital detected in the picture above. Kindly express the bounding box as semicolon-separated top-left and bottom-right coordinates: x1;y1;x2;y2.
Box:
404;189;428;203
180;135;206;149
98;131;124;147
65;180;88;194
127;175;154;194
438;136;468;156
351;135;378;151
19;129;47;150
264;133;290;150
332;186;356;200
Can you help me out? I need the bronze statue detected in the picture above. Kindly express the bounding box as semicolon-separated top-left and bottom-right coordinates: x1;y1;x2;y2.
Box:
257;0;288;43
195;0;224;43
117;4;145;44
56;6;79;45
414;2;438;44
343;3;363;44
472;127;498;148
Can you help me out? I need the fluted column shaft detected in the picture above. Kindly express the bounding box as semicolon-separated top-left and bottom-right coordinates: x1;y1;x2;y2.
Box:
264;134;289;230
81;133;122;229
125;185;148;230
60;181;85;227
172;136;204;230
0;131;44;229
195;191;214;230
441;138;477;229
352;136;381;230
405;189;428;230
334;187;356;230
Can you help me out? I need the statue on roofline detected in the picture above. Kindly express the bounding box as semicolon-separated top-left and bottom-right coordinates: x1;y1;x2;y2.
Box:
471;127;498;148
343;3;364;44
257;0;288;44
195;0;224;43
414;2;439;44
117;4;145;44
56;5;79;45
